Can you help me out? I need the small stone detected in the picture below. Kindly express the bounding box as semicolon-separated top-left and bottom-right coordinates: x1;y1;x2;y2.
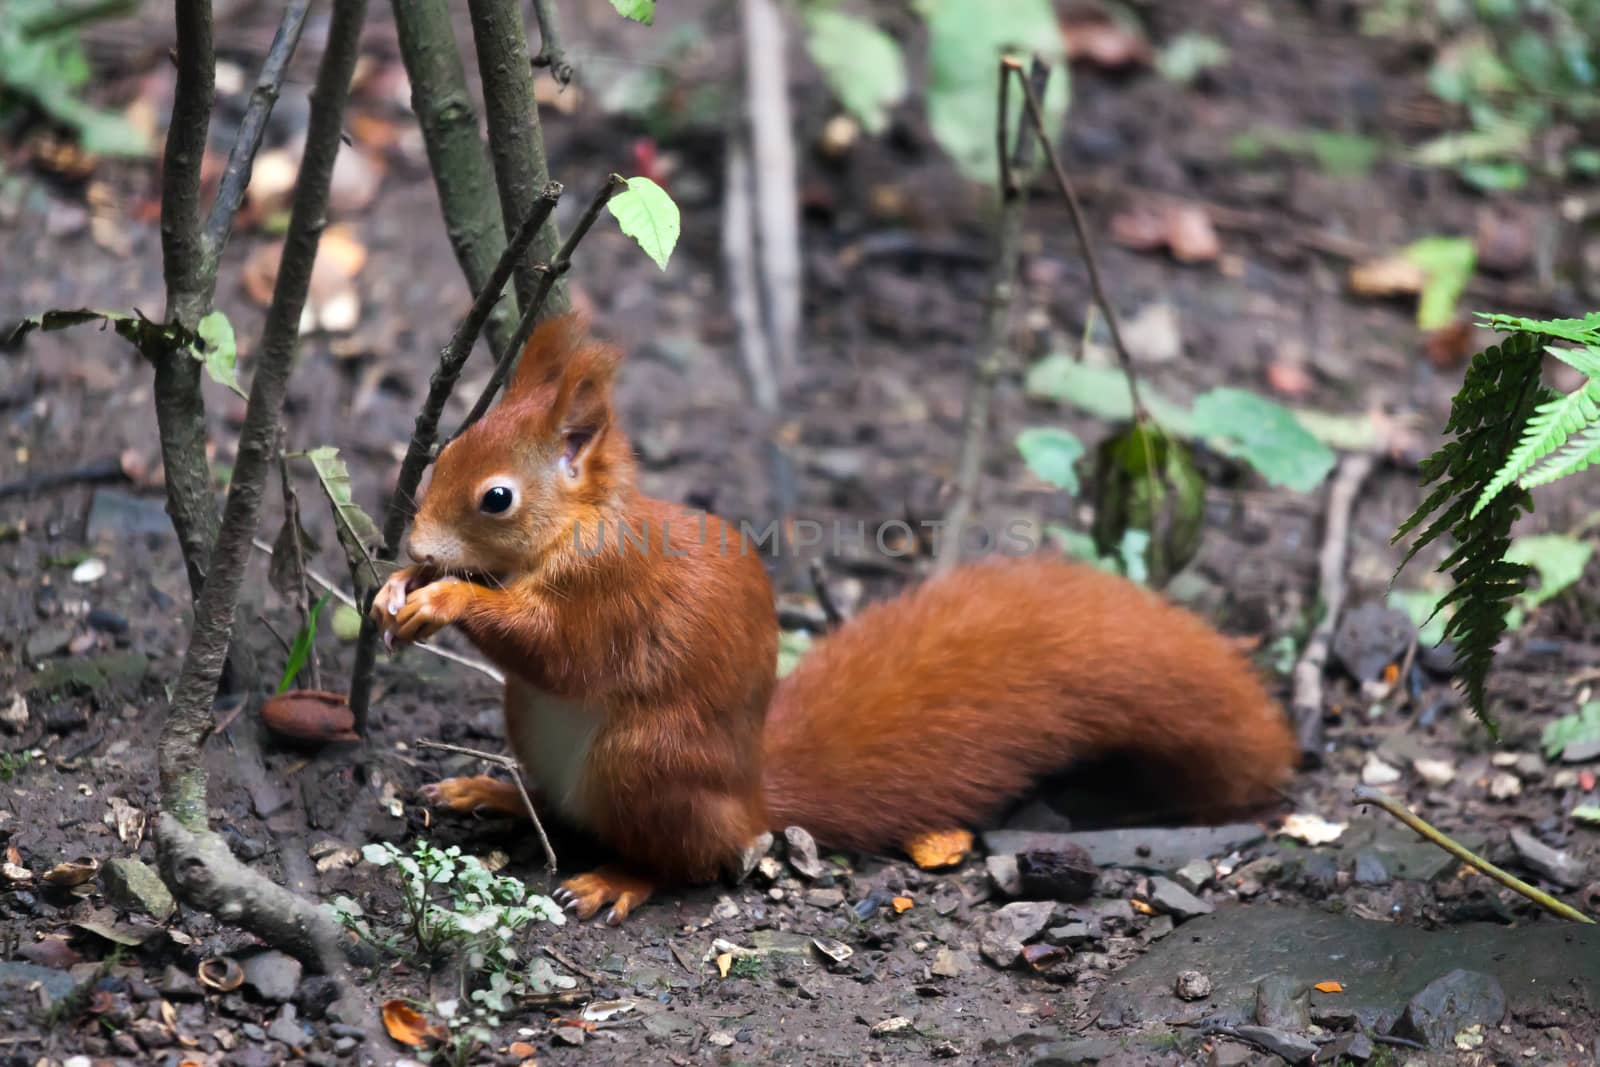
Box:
707;1031;735;1047
930;948;969;978
1232;1025;1317;1063
554;1026;586;1046
1016;845;1098;901
0;693;27;733
1361;753;1402;786
241;950;302;1003
1413;757;1456;787
1208;1042;1256;1067
1391;969;1507;1048
100;857;175;921
266;1004;307;1048
804;888;845;909
1174;859;1213;894
1512;752;1544;779
1351;851;1389;886
783;825;826;880
871;1016;913;1037
1146;877;1213;921
1254;975;1309;1030
1552;769;1580;790
980;901;1055;968
986;854;1022;896
26;626;74;660
87;608;129;635
1044;922;1092;946
1509;828;1588;889
734;832;774;883
157;965;203;1000
1488;772;1522;800
755;855;784;883
1174;969;1212;1001
70;558;107;584
1092;898;1136;933
711;895;741;921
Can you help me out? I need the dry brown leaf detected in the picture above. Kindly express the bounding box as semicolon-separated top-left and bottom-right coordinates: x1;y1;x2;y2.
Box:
905;829;972;870
197;957;244;992
1423;320;1473;369
1130;898;1157;916
1109;206;1169;251
1265;361;1314;400
248;147;301;218
262;690;360;745
891;896;914;913
715;952;732;978
1349;255;1425;297
1166;204;1221;263
382;1000;446;1047
1474;207;1533;275
41;857;100;888
1062;20;1150;68
1314;980;1344;993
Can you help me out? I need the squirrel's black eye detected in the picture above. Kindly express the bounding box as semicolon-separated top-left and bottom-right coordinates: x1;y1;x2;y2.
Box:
479;486;514;515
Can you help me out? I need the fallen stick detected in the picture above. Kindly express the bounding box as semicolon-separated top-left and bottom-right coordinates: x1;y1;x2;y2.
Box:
413;738;557;873
1353;785;1594;924
1291;452;1375;766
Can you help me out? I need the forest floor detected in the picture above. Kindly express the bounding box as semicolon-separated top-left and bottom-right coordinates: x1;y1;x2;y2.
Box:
3;1;1600;1064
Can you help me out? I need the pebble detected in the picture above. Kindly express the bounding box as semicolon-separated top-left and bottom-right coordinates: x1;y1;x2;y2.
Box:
1045;922;1093;946
870;1016;912;1037
101;857;175;922
1413;757;1456;787
1232;1025;1317;1063
1361;753;1402;786
1254;975;1309;1030
979;901;1055;969
783;825;826;880
930;948;968;978
1174;969;1211;1001
1488;772;1522;800
241;950;302;1003
1146;877;1213;921
71;558;107;584
804;887;845;909
986;854;1022;896
1510;828;1588;888
1391;969;1507;1048
1174;858;1213;894
266;1004;308;1048
1352;851;1390;886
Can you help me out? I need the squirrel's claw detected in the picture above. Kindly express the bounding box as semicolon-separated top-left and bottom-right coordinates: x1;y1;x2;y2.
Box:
555;867;654;923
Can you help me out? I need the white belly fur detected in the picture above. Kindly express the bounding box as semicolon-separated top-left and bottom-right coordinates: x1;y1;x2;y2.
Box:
504;676;600;824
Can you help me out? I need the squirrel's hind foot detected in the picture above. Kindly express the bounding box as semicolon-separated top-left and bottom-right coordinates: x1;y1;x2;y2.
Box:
554;866;654;925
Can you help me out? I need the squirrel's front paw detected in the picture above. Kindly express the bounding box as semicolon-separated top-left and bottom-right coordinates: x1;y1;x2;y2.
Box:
371;566;431;650
392;576;471;643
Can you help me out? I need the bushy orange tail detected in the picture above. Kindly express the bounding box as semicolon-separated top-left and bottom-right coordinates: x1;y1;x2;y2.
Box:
762;555;1296;851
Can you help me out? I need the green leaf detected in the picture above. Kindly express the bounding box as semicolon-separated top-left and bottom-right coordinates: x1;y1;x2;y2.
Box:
5;306;194;352
1478;311;1600;346
607;0;653;24
1404;236;1476;331
1024;355;1192;431
804;11;907;135
1543;701;1600;761
1015;426;1085;494
1117;529;1151;584
300;446;382;592
923;0;1068;184
777;629;813;679
1505;533;1594;609
191;310;245;397
0;1;150;158
1572;805;1600;827
1155;34;1229;85
331;603;363;642
1190;388;1337;492
276;591;331;694
1473;369;1600;517
1302;130;1381;179
606;176;680;271
1091;423;1204;588
1458;160;1528;192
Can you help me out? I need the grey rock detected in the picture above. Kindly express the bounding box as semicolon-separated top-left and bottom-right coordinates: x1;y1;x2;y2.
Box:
804;887;845;909
1028;1038;1127;1065
101;857;175;921
1208;1041;1258;1067
1147;877;1213;921
1332;602;1413;682
241;950;302;1003
1175;969;1212;1001
1175;858;1213;894
783;825;825;880
26;625;74;660
1017;845;1098;901
983;825;1265;872
87;488;172;540
1045;922;1093;946
987;854;1022;896
1509;828;1587;889
930;948;969;978
1337;817;1484;882
0;960;76;1006
1234;1025;1316;1063
733;832;774;884
1351;850;1389;885
1254;975;1309;1030
1093;898;1136;934
1314;1032;1373;1063
980;901;1055;968
1390;969;1506;1048
267;1004;308;1048
157;965;203;1000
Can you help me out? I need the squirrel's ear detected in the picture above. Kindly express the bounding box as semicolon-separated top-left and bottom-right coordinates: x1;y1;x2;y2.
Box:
551;336;620;442
506;311;589;400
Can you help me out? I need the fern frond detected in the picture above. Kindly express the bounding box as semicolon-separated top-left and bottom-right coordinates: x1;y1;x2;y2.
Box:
1477;311;1600;346
1472;377;1600;517
1521;420;1600;489
1393;330;1549;732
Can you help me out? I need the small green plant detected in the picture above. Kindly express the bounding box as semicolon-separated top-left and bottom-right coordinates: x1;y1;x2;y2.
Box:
1394;310;1600;731
0;749;35;782
0;0;148;157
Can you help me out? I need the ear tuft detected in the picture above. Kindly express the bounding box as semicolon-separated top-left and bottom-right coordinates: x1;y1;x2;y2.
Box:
505;310;621;437
507;310;590;399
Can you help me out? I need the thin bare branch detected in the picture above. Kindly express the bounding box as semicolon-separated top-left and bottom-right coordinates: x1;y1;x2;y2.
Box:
530;0;574;86
414;739;558;872
276;431;319;691
455;174;625;437
347;182;563;729
741;0;801;379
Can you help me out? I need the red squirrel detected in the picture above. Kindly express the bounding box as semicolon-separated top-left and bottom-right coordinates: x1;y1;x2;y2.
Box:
372;312;1297;924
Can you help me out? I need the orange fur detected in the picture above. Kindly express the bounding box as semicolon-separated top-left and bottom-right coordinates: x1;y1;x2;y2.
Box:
374;313;1298;921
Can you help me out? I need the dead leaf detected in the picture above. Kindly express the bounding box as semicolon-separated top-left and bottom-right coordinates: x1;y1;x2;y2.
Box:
1109;205;1168;251
1130;898;1157;916
248;146;300;219
1166;205;1221;263
19;935;82;969
906;829;972;870
1314;980;1344;993
42;857;100;887
1278;812;1348;846
1422;320;1473;369
1474;207;1533;275
715;952;732;978
1062;20;1150;68
261;690;360;745
329;147;385;214
74;915;158;946
382;1000;447;1047
891;896;914;913
1349;255;1425;297
1265;361;1314;400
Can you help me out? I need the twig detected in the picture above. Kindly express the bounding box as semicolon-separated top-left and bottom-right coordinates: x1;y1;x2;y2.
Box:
275;432;319;691
156;0;373;973
455;174;625;437
259;615;295;658
936;58;1045;575
807;558;846;628
1291;453;1375;766
346;183;562;730
544;945;603;985
390;0;520;359
413;739;557;872
529;0;574;86
740;0;801;379
1353;786;1595;924
1006;57;1146;423
251;537;504;684
0;457;125;500
202;0;310;268
466;0;566;312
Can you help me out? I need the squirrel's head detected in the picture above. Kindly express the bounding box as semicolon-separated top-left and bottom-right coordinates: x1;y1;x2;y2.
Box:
407;311;630;582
